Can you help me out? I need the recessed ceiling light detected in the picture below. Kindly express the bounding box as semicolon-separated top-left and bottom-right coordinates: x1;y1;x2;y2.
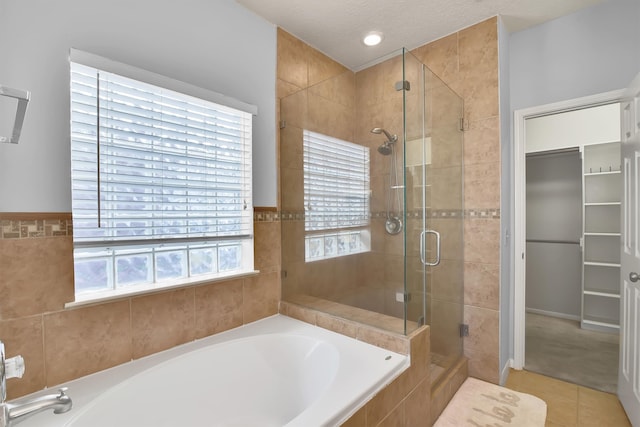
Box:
363;32;383;47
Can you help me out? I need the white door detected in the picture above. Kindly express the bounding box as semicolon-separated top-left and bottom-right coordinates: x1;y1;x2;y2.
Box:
619;72;640;427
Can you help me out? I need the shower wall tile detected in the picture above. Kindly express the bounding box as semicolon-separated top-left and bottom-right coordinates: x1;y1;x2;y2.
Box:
307;45;350;88
0;237;74;320
279;125;303;170
458;18;499;123
464;218;500;265
277;28;309;90
463;116;500;166
0;315;45;399
308;92;355;141
131;288;195;359
277;78;301;100
280;89;308;130
411;33;459;84
464;262;500;311
44;300;132;386
308;70;355;109
463;305;500;383
464;161;501;210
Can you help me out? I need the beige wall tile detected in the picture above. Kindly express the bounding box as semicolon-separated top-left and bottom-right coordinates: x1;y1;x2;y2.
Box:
464;261;499;310
308;92;355;142
243;271;280;324
356;326;409;355
308;45;349;87
308;70;355;109
463;305;499;383
464;218;500;265
0;315;45;399
375;401;404;427
411;33;459;83
342;405;367;427
315;311;358;338
464;162;501;210
404;378;430;427
131;288;195;359
44;300;132;386
277;78;301;100
194;280;243;338
277;28;308;88
0;237;74;319
463;116;500;166
254;221;281;272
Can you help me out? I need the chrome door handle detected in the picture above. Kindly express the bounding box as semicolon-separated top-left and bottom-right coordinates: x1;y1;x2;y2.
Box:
630;272;639;283
420;229;441;266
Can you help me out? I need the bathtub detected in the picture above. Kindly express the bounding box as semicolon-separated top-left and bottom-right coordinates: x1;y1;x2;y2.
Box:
15;314;409;427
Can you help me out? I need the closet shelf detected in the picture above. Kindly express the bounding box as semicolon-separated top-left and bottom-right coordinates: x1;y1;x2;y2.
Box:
584;170;621;176
584;232;621;236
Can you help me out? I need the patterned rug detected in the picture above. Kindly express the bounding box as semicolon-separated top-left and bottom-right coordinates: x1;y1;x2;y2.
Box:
434;377;547;427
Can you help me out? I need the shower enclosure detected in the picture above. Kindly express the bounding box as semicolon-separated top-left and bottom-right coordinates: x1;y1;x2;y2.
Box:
280;48;464;386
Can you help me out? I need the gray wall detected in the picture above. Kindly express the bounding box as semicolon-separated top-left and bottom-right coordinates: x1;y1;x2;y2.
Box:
510;0;640;112
498;17;512;382
0;0;277;211
525;152;582;318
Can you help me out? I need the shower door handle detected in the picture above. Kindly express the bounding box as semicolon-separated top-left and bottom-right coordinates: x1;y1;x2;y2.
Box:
420;229;441;266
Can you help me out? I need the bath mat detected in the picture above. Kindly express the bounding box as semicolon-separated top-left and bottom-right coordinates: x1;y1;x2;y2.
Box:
434;377;547;427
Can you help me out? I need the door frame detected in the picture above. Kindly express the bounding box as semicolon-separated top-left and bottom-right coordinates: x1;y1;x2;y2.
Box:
512;89;625;369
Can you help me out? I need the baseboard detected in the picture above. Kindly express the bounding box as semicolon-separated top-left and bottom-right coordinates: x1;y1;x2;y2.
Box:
500;358;514;386
525;307;580;321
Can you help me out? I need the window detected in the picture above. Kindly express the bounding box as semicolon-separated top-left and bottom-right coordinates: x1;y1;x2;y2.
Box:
303;130;370;261
70;52;254;300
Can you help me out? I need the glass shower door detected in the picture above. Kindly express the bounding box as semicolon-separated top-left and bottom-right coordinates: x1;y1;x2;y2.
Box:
403;49;464;384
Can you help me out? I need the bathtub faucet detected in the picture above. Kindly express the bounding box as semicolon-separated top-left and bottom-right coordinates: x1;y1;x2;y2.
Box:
0;340;72;426
1;388;72;427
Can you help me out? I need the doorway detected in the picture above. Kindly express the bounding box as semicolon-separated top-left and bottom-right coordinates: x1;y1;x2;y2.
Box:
513;90;625;392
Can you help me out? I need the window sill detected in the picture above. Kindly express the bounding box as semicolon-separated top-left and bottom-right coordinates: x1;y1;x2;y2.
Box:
65;270;261;309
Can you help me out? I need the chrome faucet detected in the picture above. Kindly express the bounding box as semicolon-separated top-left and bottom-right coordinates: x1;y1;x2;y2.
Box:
1;388;72;426
0;340;72;426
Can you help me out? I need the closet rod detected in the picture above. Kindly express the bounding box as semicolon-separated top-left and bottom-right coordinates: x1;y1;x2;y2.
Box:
526;239;580;245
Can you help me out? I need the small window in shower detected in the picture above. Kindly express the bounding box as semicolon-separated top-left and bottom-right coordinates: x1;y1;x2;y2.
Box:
303;130;371;262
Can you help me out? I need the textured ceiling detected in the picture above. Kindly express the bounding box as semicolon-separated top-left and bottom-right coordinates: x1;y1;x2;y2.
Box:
236;0;606;70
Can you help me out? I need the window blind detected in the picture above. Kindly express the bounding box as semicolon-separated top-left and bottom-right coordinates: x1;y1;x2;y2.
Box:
70;62;253;246
303;130;370;232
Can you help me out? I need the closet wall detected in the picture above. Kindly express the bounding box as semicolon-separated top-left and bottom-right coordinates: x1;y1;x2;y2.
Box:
526;151;582;318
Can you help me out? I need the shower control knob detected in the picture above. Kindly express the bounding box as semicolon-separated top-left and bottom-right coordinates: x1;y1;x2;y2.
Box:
630;272;639;283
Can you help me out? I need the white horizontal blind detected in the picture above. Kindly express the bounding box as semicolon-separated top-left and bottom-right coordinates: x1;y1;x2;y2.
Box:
71;62;253;244
303;131;370;261
70;61;253;296
303;130;370;231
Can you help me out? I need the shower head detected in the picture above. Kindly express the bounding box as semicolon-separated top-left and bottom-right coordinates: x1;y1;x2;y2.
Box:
370;128;398;143
377;142;393;156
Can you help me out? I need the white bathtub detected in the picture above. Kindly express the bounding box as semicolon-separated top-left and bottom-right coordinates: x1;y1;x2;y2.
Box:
15;314;409;427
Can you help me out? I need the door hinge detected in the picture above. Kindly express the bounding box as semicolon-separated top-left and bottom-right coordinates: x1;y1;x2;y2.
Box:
459;118;465;132
395;80;411;91
395;291;411;303
279;120;286;129
460;323;469;337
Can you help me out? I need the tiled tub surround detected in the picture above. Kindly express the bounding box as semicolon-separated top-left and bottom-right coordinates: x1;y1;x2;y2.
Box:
8;315;410;427
0;210;281;400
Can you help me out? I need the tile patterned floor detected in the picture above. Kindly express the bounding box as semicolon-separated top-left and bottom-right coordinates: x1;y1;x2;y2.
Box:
505;369;632;427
